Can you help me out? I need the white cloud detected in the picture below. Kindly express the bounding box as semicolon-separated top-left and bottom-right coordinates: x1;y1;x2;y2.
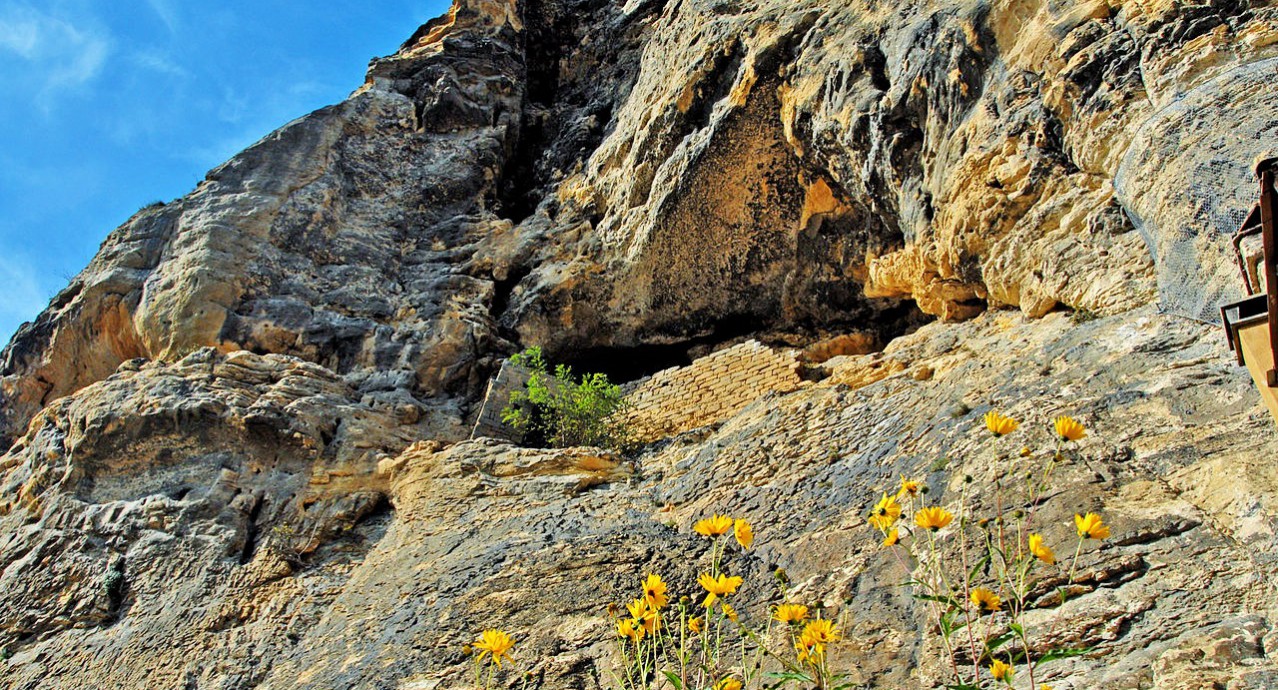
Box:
0;254;49;327
145;0;179;34
0;15;41;57
129;49;189;78
0;3;111;102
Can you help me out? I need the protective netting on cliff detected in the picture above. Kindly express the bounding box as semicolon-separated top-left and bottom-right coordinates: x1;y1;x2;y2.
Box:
1114;57;1278;324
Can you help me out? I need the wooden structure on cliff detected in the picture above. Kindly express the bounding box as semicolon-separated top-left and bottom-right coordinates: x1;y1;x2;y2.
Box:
1222;155;1278;425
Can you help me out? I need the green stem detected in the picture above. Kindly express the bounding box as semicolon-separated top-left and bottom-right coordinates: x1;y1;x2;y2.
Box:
927;527;969;686
1067;536;1084;586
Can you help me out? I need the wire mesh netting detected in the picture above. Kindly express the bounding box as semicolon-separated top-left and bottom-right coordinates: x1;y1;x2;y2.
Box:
1114;57;1278;324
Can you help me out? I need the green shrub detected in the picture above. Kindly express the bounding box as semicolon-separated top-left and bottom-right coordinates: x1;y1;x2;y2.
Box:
501;347;633;450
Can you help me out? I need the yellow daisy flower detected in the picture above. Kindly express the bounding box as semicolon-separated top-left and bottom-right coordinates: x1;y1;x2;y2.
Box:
871;493;902;527
617;617;643;642
795;639;823;664
714;678;742;690
800;618;841;644
641;573;668;609
990;658;1014;682
627;597;658;634
721;603;738;622
1054;416;1087;442
984;410;1019;436
687;616;703;634
694;514;734;537
734;518;754;550
1075;512;1110;540
868;514;895;531
970;587;1002;614
774;603;808;623
915;506;954;531
1028;533;1055;564
897;478;923;498
882;529;900;547
697;572;744;597
473;629;516;666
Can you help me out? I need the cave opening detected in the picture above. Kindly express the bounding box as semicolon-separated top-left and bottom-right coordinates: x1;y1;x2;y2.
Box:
554;300;932;385
557;313;770;384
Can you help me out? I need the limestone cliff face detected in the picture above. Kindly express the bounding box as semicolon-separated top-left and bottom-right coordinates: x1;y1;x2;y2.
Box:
2;1;1278;688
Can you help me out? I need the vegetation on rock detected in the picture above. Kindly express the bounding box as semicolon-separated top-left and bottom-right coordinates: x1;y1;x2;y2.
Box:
473;412;1108;690
501;346;634;450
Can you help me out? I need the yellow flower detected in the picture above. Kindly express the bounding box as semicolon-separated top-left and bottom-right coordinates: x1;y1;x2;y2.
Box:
473;629;516;666
970;587;1002;614
984;411;1019;436
871;493;902;526
640;615;659;634
1041;686;1053;690
1075;512;1110;540
990;659;1014;682
1028;533;1055;564
915;506;954;531
795;639;824;664
881;529;900;547
687;616;703;634
721;603;738;622
734;518;754;550
897;479;922;498
868;514;895;531
641;573;668;609
774;603;808;623
1020;446;1032;457
795;623;833;665
694;514;734;537
627;597;658;633
715;678;742;690
617;617;643;642
1054;416;1086;442
800;618;841;645
698;572;743;597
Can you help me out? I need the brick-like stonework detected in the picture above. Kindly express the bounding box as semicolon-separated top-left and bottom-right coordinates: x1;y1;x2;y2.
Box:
472;340;802;443
620;340;801;441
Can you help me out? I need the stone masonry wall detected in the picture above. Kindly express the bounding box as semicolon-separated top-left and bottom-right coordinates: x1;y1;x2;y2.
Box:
620;340;802;441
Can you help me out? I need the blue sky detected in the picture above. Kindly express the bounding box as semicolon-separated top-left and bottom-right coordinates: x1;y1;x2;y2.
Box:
0;0;451;344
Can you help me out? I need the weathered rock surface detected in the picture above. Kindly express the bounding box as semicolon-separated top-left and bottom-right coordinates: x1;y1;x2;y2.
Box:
3;310;1277;688
3;0;1278;688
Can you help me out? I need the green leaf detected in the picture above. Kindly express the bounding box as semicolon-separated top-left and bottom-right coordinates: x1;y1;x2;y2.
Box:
912;593;961;607
968;554;990;581
984;631;1014;652
939;608;968;637
660;670;683;689
499;346;633;450
766;671;816;683
1037;647;1090;664
1008;622;1025;637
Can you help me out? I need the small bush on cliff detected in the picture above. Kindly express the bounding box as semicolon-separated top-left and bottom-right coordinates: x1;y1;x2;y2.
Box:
501;346;633;450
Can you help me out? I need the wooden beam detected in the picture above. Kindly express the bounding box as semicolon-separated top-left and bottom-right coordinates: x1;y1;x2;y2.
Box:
1239;320;1278;424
